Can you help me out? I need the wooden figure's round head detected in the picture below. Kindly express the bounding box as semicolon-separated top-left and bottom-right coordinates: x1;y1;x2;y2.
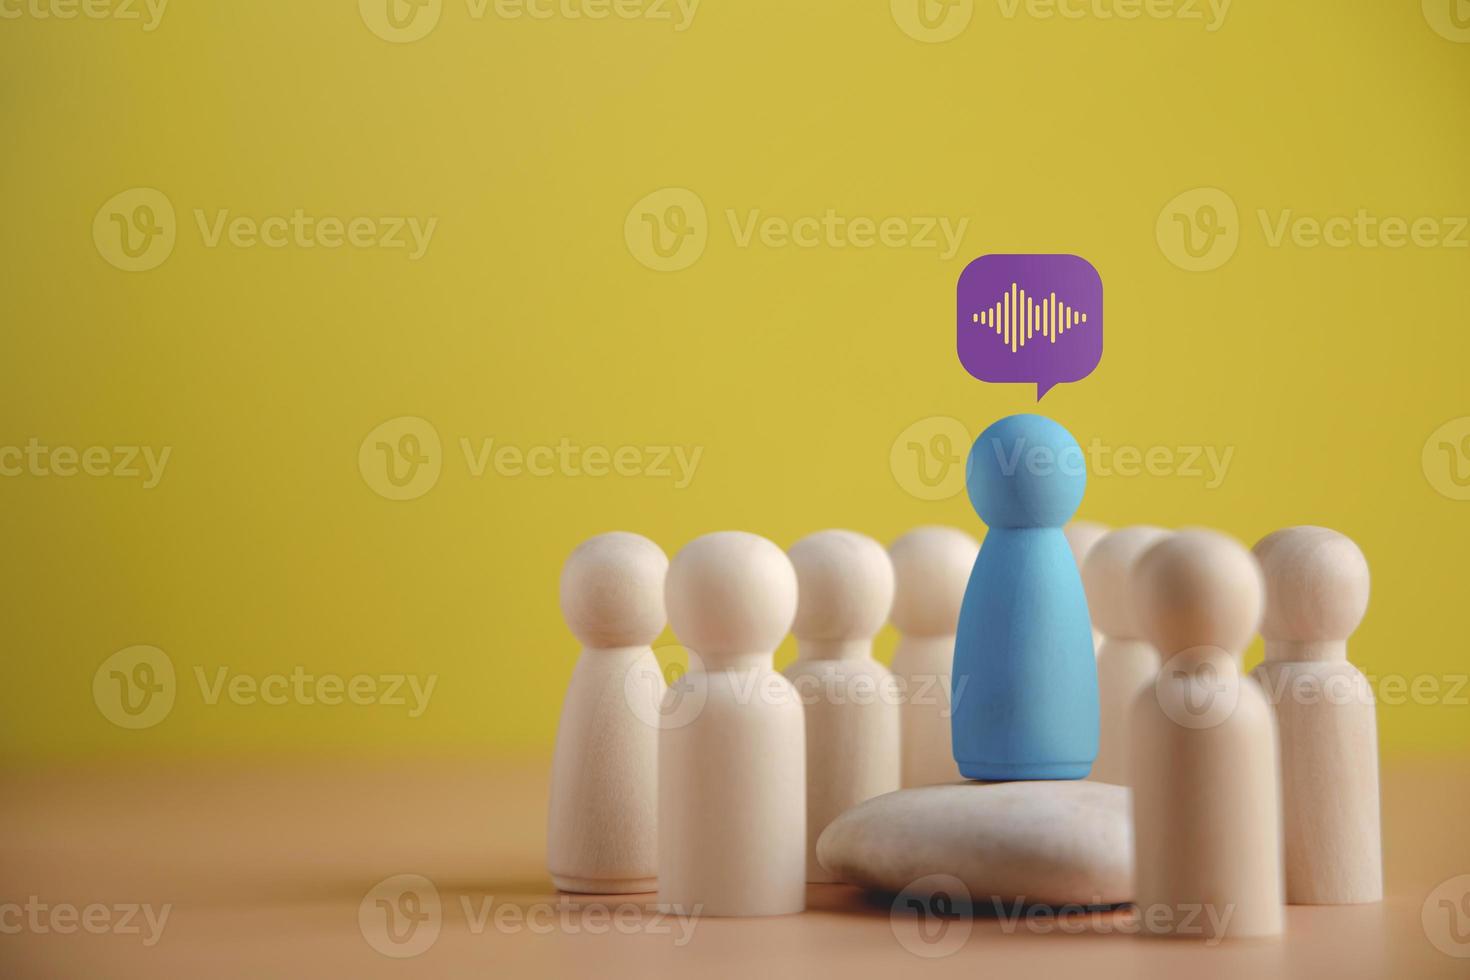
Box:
665;531;798;658
888;526;979;638
1082;525;1170;640
788;529;894;642
1254;526;1370;650
1064;520;1109;570
1133;528;1264;656
559;531;669;648
965;414;1086;529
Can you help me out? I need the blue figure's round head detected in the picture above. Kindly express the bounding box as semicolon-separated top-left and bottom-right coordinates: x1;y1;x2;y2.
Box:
966;414;1086;528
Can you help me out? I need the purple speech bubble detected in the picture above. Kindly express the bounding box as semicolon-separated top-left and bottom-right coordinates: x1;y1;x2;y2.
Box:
956;254;1103;400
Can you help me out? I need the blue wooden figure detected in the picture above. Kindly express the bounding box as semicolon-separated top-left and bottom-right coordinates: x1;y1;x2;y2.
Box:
951;414;1098;780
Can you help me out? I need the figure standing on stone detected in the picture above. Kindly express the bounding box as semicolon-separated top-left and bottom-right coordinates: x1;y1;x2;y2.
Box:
952;414;1099;781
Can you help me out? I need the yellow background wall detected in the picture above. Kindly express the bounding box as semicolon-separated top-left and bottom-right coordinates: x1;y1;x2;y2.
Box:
2;0;1467;762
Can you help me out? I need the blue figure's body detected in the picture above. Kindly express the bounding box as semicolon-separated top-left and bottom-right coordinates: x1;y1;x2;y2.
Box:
951;414;1098;781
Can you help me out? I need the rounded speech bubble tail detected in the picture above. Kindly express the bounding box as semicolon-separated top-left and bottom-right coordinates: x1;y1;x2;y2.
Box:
1036;380;1058;401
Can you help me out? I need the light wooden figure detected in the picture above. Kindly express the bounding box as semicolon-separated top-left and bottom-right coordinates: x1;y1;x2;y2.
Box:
783;529;901;881
547;532;668;894
888;526;979;788
1130;529;1284;939
1082;525;1169;786
1065;520;1109;654
658;531;806;916
1252;526;1381;905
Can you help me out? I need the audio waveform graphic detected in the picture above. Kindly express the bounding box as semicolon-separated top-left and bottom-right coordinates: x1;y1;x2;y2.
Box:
970;282;1089;353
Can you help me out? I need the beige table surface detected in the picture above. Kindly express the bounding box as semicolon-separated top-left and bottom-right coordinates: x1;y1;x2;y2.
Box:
1;755;1467;978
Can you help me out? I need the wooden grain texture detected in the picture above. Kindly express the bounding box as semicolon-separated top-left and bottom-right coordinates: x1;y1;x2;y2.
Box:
547;532;668;894
1081;525;1168;785
1254;526;1382;905
1129;529;1283;938
659;531;805;917
784;529;900;882
888;527;977;789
